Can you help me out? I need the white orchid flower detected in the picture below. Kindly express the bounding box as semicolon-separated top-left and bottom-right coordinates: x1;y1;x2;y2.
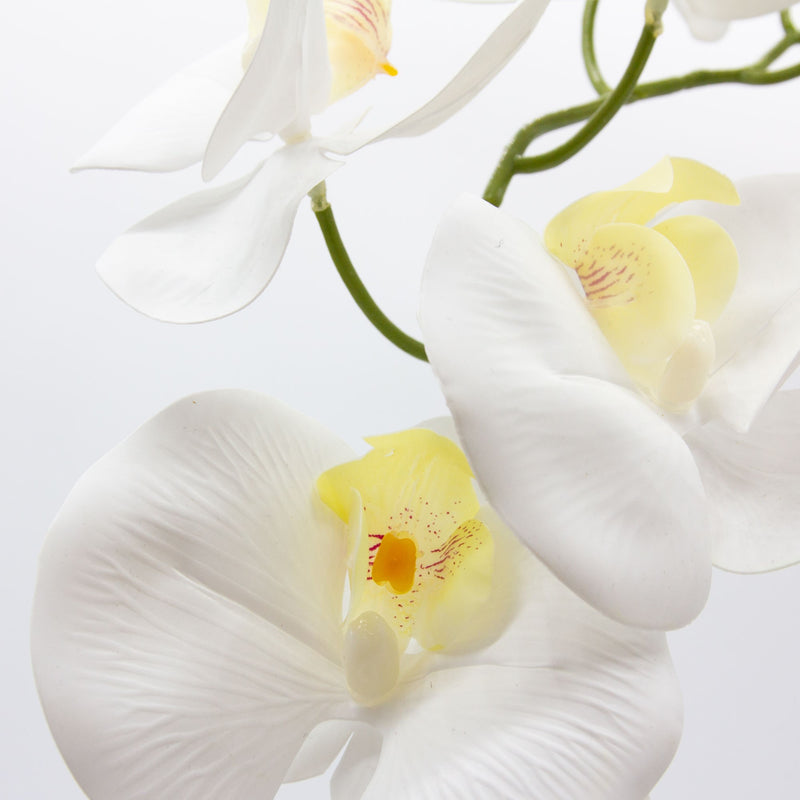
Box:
76;0;550;324
32;390;681;800
419;158;800;631
673;0;796;40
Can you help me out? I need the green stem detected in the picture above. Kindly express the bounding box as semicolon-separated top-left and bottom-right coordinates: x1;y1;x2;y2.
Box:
485;18;658;205
582;0;610;94
753;30;800;70
781;9;796;35
312;186;427;362
483;28;800;206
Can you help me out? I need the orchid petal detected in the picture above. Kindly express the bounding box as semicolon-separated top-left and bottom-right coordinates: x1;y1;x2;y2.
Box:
73;42;244;173
98;143;340;323
31;391;356;800
203;0;331;181
420;195;710;629
330;723;383;800
677;175;800;432
323;0;551;155
359;521;681;800
679;0;794;21
686;390;800;572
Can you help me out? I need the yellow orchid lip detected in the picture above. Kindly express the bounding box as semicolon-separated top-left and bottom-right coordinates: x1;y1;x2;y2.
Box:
318;428;495;704
544;156;741;411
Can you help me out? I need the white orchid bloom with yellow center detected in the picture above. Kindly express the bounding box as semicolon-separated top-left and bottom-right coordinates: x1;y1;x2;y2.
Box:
32;391;682;799
673;0;797;40
75;0;550;324
420;158;800;630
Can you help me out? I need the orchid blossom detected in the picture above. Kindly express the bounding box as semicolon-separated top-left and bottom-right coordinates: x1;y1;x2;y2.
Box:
76;0;549;324
673;0;797;40
32;390;681;799
419;158;800;631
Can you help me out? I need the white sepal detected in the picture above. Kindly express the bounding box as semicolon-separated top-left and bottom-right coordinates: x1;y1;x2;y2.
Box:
74;42;244;173
98;144;340;323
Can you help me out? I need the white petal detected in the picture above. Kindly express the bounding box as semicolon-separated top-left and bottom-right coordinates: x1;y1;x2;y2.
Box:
98;144;340;323
686;390;800;572
679;175;800;432
74;41;245;173
359;522;681;800
420;195;710;630
322;0;551;154
672;0;730;39
678;0;794;21
32;391;356;800
203;0;331;181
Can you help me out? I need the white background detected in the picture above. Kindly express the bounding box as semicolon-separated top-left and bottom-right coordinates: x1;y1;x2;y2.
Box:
3;0;799;797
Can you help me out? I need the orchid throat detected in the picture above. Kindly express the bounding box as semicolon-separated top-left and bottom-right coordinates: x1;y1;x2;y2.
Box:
545;157;741;412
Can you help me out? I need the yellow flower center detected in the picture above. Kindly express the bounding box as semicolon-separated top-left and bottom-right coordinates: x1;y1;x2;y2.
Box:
544;157;741;411
244;0;396;103
317;429;495;705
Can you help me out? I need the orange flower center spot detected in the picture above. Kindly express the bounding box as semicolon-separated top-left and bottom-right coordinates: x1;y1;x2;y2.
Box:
372;533;417;595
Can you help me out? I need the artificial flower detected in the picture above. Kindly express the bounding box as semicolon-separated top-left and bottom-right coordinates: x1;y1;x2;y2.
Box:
419;157;800;630
76;0;550;324
673;0;796;40
32;390;681;799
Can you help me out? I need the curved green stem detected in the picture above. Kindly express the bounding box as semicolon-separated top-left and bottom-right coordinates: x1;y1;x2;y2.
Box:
484;18;658;205
582;0;610;94
483;25;800;206
312;187;427;362
781;9;797;35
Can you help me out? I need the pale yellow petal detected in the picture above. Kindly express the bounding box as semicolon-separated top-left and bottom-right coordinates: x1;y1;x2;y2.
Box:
653;214;739;323
545;157;739;268
325;0;393;102
414;519;495;651
578;223;697;374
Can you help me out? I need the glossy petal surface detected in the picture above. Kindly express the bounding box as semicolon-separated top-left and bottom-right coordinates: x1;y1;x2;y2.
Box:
32;391;356;800
686;390;800;572
680;0;794;20
73;42;244;173
98;144;340;323
420;195;710;629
